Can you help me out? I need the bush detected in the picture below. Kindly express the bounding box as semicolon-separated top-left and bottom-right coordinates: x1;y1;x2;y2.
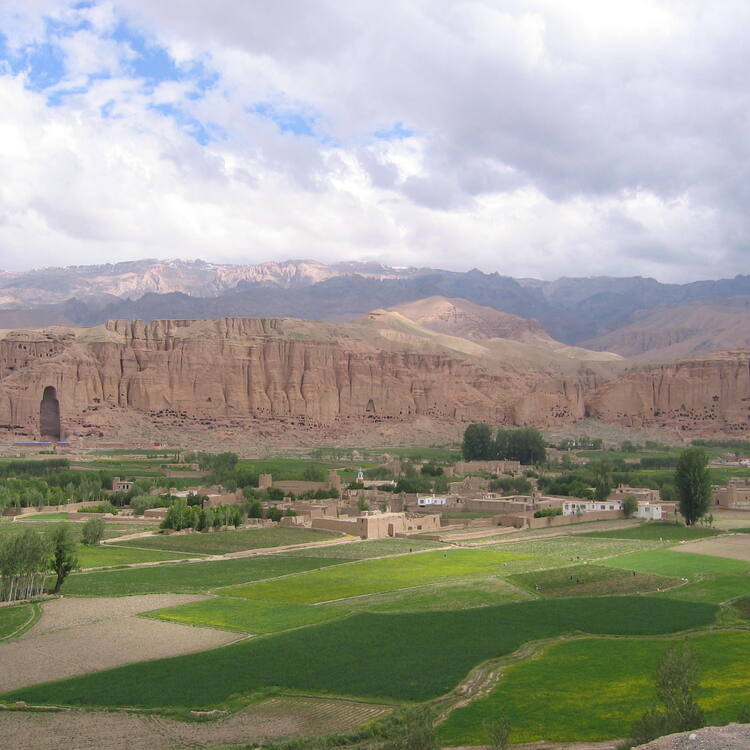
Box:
130;495;155;517
490;477;532;495
420;463;444;477
267;507;283;522
78;502;117;514
81;517;105;546
533;507;562;518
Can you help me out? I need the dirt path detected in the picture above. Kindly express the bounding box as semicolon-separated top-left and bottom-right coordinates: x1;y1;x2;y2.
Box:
0;595;242;692
0;697;392;749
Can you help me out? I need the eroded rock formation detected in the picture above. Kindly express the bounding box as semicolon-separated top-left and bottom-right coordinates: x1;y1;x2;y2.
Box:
0;317;747;441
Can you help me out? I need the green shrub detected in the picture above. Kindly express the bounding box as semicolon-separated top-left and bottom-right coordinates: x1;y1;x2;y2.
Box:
534;507;562;518
81;517;105;546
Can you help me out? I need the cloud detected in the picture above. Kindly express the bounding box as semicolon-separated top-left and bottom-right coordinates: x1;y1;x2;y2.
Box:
0;0;748;282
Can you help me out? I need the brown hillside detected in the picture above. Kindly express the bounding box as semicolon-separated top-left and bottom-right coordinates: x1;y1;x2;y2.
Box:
584;303;750;359
387;296;560;347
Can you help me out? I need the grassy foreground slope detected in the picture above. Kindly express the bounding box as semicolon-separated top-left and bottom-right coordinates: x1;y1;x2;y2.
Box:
6;597;717;708
440;631;750;745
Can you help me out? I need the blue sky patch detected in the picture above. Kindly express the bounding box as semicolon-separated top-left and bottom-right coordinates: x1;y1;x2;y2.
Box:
373;121;414;141
149;102;220;145
250;101;318;136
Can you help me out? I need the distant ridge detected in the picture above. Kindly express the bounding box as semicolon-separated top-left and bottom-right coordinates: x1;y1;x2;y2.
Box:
1;258;749;355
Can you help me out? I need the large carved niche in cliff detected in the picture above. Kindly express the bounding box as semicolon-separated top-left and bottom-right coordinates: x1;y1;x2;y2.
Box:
40;386;61;440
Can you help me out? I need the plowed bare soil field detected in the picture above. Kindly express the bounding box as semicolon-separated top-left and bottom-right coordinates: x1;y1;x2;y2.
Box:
675;534;750;563
0;697;391;749
0;594;241;692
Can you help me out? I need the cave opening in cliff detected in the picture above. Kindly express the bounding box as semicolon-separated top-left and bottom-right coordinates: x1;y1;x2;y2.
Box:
366;399;375;413
40;386;61;441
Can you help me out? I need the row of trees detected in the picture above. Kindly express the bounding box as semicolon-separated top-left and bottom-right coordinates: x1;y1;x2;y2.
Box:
462;425;547;465
0;524;78;601
160;498;244;532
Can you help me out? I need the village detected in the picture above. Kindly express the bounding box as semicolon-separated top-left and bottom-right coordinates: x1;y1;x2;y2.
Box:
5;447;749;546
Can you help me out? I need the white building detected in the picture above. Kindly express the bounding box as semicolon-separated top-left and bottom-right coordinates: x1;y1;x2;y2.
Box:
562;497;663;520
562;499;622;515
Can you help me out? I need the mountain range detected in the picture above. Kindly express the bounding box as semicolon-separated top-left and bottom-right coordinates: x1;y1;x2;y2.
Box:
1;258;749;359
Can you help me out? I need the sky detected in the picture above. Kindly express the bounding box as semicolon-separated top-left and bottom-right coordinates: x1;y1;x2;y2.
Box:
0;1;748;282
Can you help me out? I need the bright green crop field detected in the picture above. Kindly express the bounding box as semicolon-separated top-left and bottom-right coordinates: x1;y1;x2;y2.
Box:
76;545;192;568
439;631;750;745
583;522;722;542
324;577;531;614
655;574;750;604
5;597;716;709
221;548;529;604
280;538;444;559
479;536;660;574
151;596;348;633
0;603;36;640
60;555;347;596
114;527;339;555
603;548;750;578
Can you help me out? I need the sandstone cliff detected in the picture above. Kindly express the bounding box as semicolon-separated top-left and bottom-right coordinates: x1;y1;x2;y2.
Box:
0;317;746;442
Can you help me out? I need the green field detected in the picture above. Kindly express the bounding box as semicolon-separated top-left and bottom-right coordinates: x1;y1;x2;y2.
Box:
115;527;339;555
1;519;158;542
0;603;36;640
151;596;347;633
325;577;531;613
76;544;191;568
280;538;444;559
583;522;722;541
235;458;376;480
508;564;677;598
603;548;750;578
478;536;661;574
656;574;750;604
222;548;528;604
734;596;750;619
6;597;716;709
60;554;347;596
439;631;750;745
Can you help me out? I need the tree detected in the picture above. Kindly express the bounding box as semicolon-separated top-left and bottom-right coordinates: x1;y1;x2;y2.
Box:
495;427;547;465
0;529;48;602
591;457;613;501
48;524;78;594
621;495;638;519
462;423;494;461
81;517;105;546
629;641;704;746
675;447;711;525
484;714;512;750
